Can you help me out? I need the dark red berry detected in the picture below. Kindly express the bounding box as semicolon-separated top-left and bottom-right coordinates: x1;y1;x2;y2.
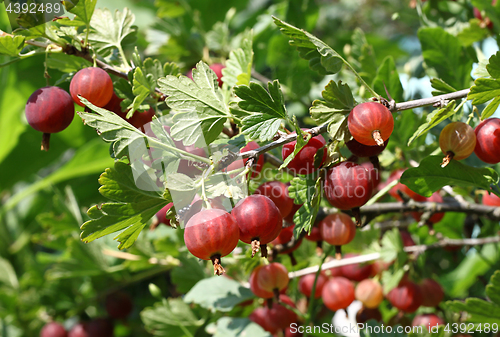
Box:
348;102;394;146
419;278;445;307
25;86;75;151
400;230;416;247
284;203;302;224
298;273;327;299
154;203;174;227
474;118;500;164
268;295;298;330
340;253;373;282
232;195;283;257
346;138;388;157
41;322;67;337
183;208;239;275
70;67;113;107
387;169;426;202
249;307;279;334
411;192;444;224
412;314;445;330
386;279;422;313
282;132;327;175
356;307;383;324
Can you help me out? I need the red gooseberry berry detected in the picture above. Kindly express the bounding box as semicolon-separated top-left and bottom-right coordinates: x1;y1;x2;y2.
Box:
411;192;445;226
356;307;383;324
25;86;75;151
255;262;289;299
439;122;476;167
386;279;422;313
321;276;355;311
41;322;67;337
483;191;500;206
231;195;283;257
249;265;275;299
419;278;445;307
270;225;303;258
318;213;356;259
355;279;384;308
183;208;239;275
70;67;114;107
473;0;496;29
387;169;426;202
225;141;264;178
254;181;294;218
298;273;328;299
348;102;394;146
324;161;373;225
474;118;500;164
105;292;133;319
152;203;174;228
400;229;416;247
249;307;279;334
282;132;327;175
268;295;298;331
360;161;381;191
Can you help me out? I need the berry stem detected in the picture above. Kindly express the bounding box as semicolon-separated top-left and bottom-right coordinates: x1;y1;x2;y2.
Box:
41;133;51;151
210;255;225;276
352;207;362;227
260;244;268;258
335;245;342;260
273;288;280;303
441;151;454;168
372;130;384;146
288;252;297;266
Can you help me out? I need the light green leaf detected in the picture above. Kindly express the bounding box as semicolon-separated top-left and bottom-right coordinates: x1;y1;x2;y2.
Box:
241;114;283;142
184;276;255;313
88;8;137;57
0;257;18;289
214;317;271;337
131;67;155;115
222;33;253;87
381;269;405;295
350;28;378;84
430;78;457;96
235;81;287;119
481;96;500;119
310;80;354;125
407;101;456;145
418;26;473;90
487;50;500;78
81;161;170;249
457;19;489;47
46;53;92;73
141;298;204;336
469;78;500;104
400;155;499;197
486;270;500;306
0;35;24;56
67;0;97;26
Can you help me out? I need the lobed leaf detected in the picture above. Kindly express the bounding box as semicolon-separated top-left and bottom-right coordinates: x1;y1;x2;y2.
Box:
214;317;271;337
407;101;456;146
0;35;24;57
222;33;253;87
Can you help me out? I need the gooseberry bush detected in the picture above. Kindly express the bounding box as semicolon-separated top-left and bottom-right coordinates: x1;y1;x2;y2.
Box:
2;1;500;336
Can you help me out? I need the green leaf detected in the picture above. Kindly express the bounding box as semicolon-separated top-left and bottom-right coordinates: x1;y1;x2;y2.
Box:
67;0;97;26
0;257;18;289
379;228;405;265
381;269;405;295
481;96;500;119
469;78;500;104
418;27;473;90
350;28;378;84
486;270;500;306
447;298;500;324
222;33;253;87
88;8;137;57
273;16;343;75
400;155;499;197
81;161;170;249
235;81;288;141
184;276;255;313
46;53;92;73
289;176;322;237
160;61;229;147
214;317;271;337
430;78;457;96
141;298;204;336
407;101;456;145
487;51;500;78
0;35;24;57
130;67;155;115
280;117;311;170
310;80;354;125
171;256;207;293
457;19;490;47
372;56;404;102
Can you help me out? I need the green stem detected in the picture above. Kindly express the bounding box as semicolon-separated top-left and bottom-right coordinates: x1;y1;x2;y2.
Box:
147;138;212;164
117;45;130;69
303;246;334;337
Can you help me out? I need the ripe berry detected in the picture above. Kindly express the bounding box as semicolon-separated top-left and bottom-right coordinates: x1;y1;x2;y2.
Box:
483;192;500;206
411;192;445;226
182;198;227;224
102;93;155;130
152;203;174;229
225;141;264;178
68;323;87;337
346;138;388;158
70;67;114;107
305;225;323;254
474;0;496;29
298;273;327;299
322;277;355;311
348;102;394;146
254;181;294;218
105;292;133;319
474;118;500;164
355;279;383;308
41;322;67;337
412;314;445;330
439;122;476;167
25;86;75;151
231;195;283;257
386;279;422;313
270;225;303;256
282;132;327;175
400;230;416;247
340;254;373;282
360;161;381;191
177;144;207;178
419;278;445;307
183;208;239;275
249;307;279;334
249;265;274;299
324;162;373;225
254;262;289;299
318;213;356;259
85;319;114;337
